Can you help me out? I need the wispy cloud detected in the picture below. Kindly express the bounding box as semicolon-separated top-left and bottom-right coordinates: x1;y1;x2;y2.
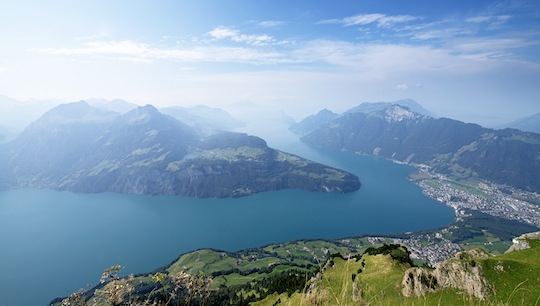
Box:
466;15;511;24
37;34;539;73
208;26;280;46
320;13;421;28
408;27;475;41
395;83;423;91
396;84;409;90
258;20;286;28
37;40;290;64
455;37;532;51
35;7;540;76
466;15;512;28
290;39;498;76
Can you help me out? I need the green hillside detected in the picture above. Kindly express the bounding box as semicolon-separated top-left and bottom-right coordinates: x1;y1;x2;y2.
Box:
254;233;540;306
54;233;540;305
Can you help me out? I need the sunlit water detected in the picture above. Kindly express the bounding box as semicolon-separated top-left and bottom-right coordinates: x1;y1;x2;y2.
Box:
0;128;453;305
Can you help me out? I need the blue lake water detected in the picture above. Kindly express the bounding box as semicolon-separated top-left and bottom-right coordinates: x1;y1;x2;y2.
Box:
0;133;454;305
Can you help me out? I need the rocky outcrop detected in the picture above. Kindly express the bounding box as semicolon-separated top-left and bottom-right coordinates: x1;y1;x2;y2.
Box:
505;231;540;253
402;249;491;300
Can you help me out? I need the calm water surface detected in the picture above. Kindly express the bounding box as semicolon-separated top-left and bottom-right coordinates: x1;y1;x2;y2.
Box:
0;131;453;305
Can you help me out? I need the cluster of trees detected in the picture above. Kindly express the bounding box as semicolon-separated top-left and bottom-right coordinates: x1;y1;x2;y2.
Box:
201;269;313;306
211;262;315;278
451;209;539;242
364;244;414;266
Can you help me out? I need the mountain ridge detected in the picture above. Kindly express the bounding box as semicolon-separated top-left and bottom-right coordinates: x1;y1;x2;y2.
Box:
51;232;540;306
290;99;436;135
299;104;540;193
499;112;540;134
1;102;360;198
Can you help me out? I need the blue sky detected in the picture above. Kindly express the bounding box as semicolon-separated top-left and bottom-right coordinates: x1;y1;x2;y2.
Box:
1;0;539;126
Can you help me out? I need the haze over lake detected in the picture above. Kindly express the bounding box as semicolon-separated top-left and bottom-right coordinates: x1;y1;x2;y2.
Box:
0;131;453;305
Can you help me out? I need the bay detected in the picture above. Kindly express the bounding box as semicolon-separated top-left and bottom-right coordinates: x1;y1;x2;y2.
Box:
0;131;453;305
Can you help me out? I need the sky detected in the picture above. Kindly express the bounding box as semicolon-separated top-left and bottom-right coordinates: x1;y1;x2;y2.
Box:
1;0;540;126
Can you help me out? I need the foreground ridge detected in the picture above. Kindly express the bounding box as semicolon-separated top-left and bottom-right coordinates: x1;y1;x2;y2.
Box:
52;232;540;306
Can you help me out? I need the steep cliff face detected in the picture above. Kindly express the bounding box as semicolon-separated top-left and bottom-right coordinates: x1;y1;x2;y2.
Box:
402;249;491;300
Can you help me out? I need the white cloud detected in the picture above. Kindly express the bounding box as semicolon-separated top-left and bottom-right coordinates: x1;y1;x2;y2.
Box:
320;13;421;28
396;84;409;90
408;27;474;41
208;26;278;46
292;40;483;74
36;33;540;77
208;27;238;40
37;40;290;64
465;15;513;31
395;83;423;90
466;15;512;27
452;37;537;53
258;20;286;28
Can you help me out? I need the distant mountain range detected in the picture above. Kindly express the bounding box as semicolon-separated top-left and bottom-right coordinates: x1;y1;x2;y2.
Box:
344;99;437;117
85;98;139;114
297;103;540;193
0;95;61;131
499;112;540;134
160;105;244;131
0;101;360;197
289;109;339;135
290;99;436;135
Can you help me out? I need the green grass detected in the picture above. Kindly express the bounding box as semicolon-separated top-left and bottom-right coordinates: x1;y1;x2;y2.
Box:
459;231;515;255
424;179;441;188
255;237;540;306
254;253;413;305
480;243;540;305
445;180;487;196
221;273;261;286
160;239;377;301
167;249;227;275
57;230;540;306
502;134;540;145
198;146;266;161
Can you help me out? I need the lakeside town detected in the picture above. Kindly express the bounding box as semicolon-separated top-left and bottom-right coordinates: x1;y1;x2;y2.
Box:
361;167;540;266
415;170;540;228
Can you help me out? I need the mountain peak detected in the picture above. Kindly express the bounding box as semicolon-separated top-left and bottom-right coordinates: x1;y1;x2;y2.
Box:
382;104;418;122
39;101;116;124
289;108;339;135
121;104;162;124
345;99;436;118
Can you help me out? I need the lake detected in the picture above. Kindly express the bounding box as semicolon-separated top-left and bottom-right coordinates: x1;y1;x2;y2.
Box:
0;130;453;305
